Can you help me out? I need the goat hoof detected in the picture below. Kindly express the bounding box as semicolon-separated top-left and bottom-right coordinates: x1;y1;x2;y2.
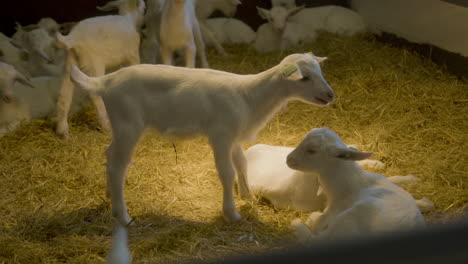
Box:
224;210;242;223
56;130;70;140
55;123;70;140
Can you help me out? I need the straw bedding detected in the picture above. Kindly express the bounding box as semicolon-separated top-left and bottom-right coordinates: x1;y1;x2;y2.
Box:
0;32;466;263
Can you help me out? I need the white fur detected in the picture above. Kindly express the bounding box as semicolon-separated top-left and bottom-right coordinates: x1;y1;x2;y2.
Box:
245;144;326;212
196;0;241;56
0;62;87;137
255;5;366;53
288;5;367;36
53;0;145;139
246;144;433;213
0;33;32;78
271;0;296;9
255;6;316;53
106;222;131;264
13;26;66;77
139;0;165;64
287;128;425;241
205;18;256;45
37;17;60;36
69;52;335;225
159;0;209;68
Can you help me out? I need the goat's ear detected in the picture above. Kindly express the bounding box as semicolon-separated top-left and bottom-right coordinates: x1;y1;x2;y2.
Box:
9;40;24;49
15;71;34;88
281;63;303;81
257;7;270;20
14;22;25;32
314;56;328;63
334;147;372;161
97;0;121;11
287;5;305;17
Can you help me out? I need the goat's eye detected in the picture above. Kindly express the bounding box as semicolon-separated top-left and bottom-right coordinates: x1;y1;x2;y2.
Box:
301;76;310;81
306;149;315;154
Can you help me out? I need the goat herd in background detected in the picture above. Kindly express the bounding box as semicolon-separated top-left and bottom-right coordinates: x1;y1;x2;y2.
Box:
0;0;433;263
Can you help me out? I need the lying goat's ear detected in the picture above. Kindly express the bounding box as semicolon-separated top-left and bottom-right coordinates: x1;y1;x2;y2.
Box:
314;56;328;63
281;63;303;81
257;7;271;20
287;5;305;18
97;0;122;12
15;71;34;88
334;147;372;161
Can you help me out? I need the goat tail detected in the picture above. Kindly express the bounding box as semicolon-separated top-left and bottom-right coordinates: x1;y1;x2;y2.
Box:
69;64;103;95
106;222;131;264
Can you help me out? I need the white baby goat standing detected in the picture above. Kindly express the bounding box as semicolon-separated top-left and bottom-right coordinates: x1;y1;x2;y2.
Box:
54;0;145;139
287;128;426;241
69;52;335;225
159;0;209;68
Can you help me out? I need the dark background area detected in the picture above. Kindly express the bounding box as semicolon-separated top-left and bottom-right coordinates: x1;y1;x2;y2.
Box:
1;0;466;78
0;0;349;36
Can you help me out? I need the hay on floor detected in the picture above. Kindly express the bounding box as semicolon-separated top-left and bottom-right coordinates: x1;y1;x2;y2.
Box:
0;32;467;263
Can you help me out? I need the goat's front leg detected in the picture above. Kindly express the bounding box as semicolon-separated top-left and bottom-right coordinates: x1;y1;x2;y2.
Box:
210;136;241;223
160;45;173;66
184;43;196;68
193;23;210;68
232;144;252;199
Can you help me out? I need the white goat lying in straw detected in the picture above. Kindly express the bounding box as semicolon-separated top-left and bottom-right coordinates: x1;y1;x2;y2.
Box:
195;0;242;56
205;18;256;45
159;0;209;68
13;25;66;77
54;0;145;139
256;5;314;53
0;62;34;136
0;62;88;137
69;52;335;225
0;33;32;78
286;128;426;242
245;144;434;213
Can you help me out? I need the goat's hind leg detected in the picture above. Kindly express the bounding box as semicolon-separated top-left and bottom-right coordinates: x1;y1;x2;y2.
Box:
106;124;143;226
232;144;252;199
87;64;111;132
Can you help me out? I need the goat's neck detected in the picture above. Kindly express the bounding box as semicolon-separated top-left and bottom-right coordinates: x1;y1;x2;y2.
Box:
318;161;369;206
242;67;291;125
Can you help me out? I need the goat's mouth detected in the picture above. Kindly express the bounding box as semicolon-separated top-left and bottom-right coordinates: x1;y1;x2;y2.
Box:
314;97;331;105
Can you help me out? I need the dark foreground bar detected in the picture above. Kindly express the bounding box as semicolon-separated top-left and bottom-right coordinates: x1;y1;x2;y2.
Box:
208;219;468;264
